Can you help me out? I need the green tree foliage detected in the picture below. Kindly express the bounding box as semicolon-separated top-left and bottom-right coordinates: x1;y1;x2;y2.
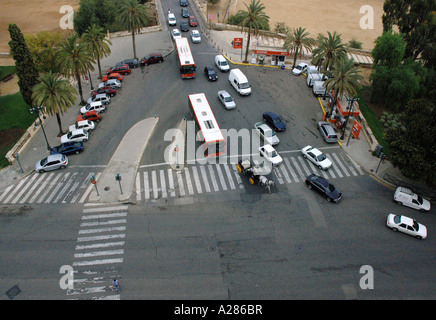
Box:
382;0;436;65
82;24;112;79
383;99;436;188
32;72;78;135
312;31;347;76
24;31;63;73
74;0;118;36
7;24;40;106
283;27;314;68
371;31;405;68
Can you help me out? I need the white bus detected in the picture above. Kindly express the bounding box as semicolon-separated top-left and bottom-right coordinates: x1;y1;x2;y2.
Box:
175;37;196;79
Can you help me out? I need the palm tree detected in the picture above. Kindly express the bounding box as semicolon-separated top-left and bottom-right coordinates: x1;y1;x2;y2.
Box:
56;34;95;105
82;24;112;79
238;0;269;63
32;71;78;136
323;57;363;115
283;27;314;68
118;0;150;60
312;31;347;77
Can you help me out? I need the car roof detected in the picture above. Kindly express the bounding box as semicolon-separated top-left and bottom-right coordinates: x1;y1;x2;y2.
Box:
191;29;199;34
264;111;279;118
218;90;230;96
263;144;275;152
173;28;180;33
308;174;329;186
71;129;86;134
256;123;271;130
47;153;64;161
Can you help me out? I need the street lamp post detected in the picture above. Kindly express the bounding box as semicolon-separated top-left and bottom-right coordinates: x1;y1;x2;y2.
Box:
340;96;359;140
30;106;52;151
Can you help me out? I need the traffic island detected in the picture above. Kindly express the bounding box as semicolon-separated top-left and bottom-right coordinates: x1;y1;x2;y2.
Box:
88;117;159;203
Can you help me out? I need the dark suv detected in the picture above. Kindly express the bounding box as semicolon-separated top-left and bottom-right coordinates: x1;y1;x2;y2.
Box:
106;64;131;75
140;53;164;66
204;66;218;81
180;21;190;32
180;0;188;7
181;8;190;18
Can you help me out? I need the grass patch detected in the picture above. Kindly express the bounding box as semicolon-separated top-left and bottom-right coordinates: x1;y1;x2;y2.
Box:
0;65;16;79
357;86;391;157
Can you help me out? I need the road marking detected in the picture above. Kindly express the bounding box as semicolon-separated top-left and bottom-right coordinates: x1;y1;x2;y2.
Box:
72;258;124;267
78;172;102;203
160;169;167;198
11;174;37;204
191;166;203;194
78;226;126;235
151;170;158;199
184;168;195;194
75;241;125;251
77;234;126;242
199;165;211;192
143;171;150;200
136;173;141;201
223;164;236;189
207;165;220;192
3;176;30;203
214;164;228;191
74;249;124;259
80;219;126;227
176;170;185;196
284;158;299;182
82;212;128;220
167;169;176;197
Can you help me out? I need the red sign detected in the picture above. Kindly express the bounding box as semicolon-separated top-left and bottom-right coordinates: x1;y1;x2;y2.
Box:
233;38;243;49
351;120;361;139
254;49;289;56
91;180;97;184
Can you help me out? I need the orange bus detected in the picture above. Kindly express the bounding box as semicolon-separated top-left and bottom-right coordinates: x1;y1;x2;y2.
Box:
175;37;196;79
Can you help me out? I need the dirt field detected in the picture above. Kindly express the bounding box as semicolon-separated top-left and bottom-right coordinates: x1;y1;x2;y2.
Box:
208;0;384;51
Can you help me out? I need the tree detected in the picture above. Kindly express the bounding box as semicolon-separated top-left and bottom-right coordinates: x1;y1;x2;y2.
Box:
283;27;314;68
118;0;150;60
8;24;40;106
383;98;436;188
74;0;118;36
56;33;95;105
371;31;406;68
238;0;269;63
31;72;78;136
323;57;363;114
24;31;63;73
312;31;347;77
382;0;436;63
82;24;112;79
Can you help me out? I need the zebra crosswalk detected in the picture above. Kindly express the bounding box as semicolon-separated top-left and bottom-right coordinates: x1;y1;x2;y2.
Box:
0;150;365;205
67;203;128;300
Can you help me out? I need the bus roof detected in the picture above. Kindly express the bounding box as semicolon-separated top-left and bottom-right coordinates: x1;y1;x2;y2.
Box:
188;93;224;143
175;37;195;66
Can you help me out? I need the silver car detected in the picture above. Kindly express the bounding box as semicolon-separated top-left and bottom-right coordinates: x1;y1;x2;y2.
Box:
35;154;68;173
217;90;236;110
190;29;201;43
317;121;338;143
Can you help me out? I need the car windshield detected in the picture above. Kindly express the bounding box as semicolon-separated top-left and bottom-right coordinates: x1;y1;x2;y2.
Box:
271;150;278;157
40;157;48;166
317;154;326;161
328;184;336;192
240;82;250;89
296;65;303;70
66;132;72;139
273;118;282;124
220;61;228;66
393;215;401;224
413;220;419;231
208;71;215;75
417;195;423;204
224;96;233;102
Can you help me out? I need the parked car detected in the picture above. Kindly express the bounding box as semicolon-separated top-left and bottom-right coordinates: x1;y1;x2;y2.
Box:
171;28;182;41
35;154;68;173
180;21;190;32
61;129;89;144
87;93;110;105
180;0;188;6
386;214;427;239
119;59;139;69
292;62;308;76
215;54;230;72
50;141;84;156
181;8;190;18
69;120;95;133
190;29;201;43
92;86;116;97
102;73;123;82
189;16;198;27
318;121;338;143
77;110;101;123
140;52;164;66
217;90;236;110
98;79;121;90
305;174;342;203
204;66;218;81
262;112;286;132
80;101;106;114
168;13;177;26
301;145;332;170
254;122;279;146
106;64;130;75
259;144;283;166
394;187;431;212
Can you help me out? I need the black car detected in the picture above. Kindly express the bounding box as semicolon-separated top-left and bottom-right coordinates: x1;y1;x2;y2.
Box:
305;174;342;203
263;112;286;132
180;0;188;6
204;66;218;81
181;8;190;18
50;142;84;156
180;21;190;32
119;59;139;69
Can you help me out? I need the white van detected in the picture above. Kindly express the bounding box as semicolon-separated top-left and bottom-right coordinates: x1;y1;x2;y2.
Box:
306;72;323;87
215;55;230;72
394;187;431;212
312;81;326;97
228;69;251;96
168;13;176;26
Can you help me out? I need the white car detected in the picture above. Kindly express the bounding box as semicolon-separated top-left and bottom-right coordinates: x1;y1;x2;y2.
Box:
386;214;427;239
190;29;201;43
259;144;283;166
80;102;106;115
394;187;431;212
61;129;89;144
69;120;95;133
171;28;182;41
98;79;121;90
292;62;308;76
254;122;279;146
301;145;332;170
217;90;236;110
168;13;177;26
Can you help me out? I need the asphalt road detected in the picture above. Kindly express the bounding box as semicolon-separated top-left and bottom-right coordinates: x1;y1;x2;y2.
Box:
0;0;435;301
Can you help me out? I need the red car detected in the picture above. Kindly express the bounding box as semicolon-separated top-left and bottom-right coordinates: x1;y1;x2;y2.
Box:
106;64;131;75
92;86;117;97
189;16;198;27
77;110;101;123
102;72;123;82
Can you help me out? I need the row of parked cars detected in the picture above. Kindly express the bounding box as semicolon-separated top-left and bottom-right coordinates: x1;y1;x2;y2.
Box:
34;55;164;173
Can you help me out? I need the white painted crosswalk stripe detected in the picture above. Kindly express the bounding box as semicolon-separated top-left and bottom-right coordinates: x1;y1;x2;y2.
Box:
199;165;211;192
191;166;203;194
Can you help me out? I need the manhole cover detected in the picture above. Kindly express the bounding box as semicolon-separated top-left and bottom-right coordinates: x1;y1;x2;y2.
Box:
5;284;21;300
104;186;110;191
208;245;217;253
